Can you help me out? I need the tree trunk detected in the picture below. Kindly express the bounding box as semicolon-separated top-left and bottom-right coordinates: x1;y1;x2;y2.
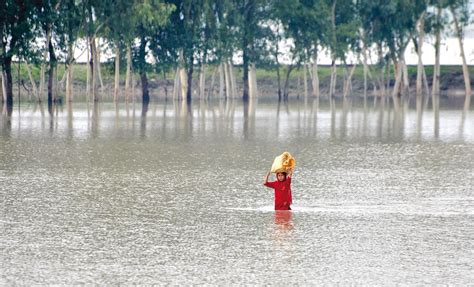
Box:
219;62;225;98
125;43;132;102
416;12;426;96
283;64;295;101
114;40;120;102
208;65;217;99
1;72;6;104
377;44;386;96
47;39;57;105
361;30;370;98
65;41;74;102
363;50;368;98
451;6;472;104
90;36;99;102
86;40;91;101
96;42;104;94
303;62;308;99
422;64;430;95
172;67;179;100
140;71;149;104
229;61;237;98
25;60;39;101
329;0;337;98
432;5;442;97
343;63;357;97
199;64;206;99
330;60;337;97
186;61;193;103
2;57;14;109
243;50;249;102
392;59;402;97
402;59;409;96
39;29;51;102
139;37;149;104
249;63;258;98
179;67;187;100
276;60;281;100
311;48;320;97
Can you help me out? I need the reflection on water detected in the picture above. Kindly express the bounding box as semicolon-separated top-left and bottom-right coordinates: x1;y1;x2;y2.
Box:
0;96;473;285
274;211;294;236
2;96;471;143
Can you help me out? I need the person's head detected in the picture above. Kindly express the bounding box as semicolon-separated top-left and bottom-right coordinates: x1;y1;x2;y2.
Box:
276;172;287;182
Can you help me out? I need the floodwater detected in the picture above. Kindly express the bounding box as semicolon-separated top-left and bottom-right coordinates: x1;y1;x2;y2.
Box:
1;96;473;285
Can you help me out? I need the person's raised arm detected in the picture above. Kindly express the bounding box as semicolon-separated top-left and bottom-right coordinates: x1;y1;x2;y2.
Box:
263;171;271;185
288;168;294;178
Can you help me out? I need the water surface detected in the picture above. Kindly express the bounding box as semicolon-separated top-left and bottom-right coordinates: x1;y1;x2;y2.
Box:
1;97;473;285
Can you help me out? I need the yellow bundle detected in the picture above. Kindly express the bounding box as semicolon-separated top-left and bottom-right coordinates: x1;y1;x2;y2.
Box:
271;152;296;173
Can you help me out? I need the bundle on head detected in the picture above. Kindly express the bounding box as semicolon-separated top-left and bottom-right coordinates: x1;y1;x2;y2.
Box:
271;152;296;173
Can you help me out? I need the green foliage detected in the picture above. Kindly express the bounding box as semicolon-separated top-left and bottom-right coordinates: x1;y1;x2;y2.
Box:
0;0;42;62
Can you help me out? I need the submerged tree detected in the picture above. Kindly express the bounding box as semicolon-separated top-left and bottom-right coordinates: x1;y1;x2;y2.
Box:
448;0;471;107
0;0;41;111
131;0;174;105
274;0;330;100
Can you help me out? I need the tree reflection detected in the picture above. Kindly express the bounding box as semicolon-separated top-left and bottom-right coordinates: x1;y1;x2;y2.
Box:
140;102;149;139
90;102;100;138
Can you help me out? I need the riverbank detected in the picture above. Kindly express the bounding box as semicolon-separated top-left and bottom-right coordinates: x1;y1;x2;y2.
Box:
5;63;474;102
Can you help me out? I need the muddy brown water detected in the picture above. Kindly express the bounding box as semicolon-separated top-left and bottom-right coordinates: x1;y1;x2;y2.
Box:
1;97;473;284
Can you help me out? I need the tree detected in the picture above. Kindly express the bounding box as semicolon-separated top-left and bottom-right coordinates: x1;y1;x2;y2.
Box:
103;0;134;102
58;0;82;103
448;0;471;107
232;0;270;102
1;0;41;112
426;0;449;98
38;0;65;106
274;0;330;99
132;0;174;104
359;0;424;97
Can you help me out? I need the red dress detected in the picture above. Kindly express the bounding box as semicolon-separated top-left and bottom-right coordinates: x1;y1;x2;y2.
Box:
264;177;292;210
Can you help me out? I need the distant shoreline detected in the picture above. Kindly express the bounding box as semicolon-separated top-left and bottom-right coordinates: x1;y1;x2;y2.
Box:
6;63;473;101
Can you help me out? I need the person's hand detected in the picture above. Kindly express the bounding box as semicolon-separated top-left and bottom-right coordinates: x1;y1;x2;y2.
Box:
264;171;271;184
